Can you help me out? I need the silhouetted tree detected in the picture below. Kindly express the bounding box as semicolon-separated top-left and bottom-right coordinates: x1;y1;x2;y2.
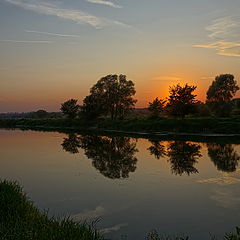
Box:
167;141;202;176
82;75;137;120
81;94;105;120
207;143;240;172
27;109;49;119
206;74;239;116
166;84;200;118
79;135;138;179
60;99;79;119
61;134;81;154
148;140;167;159
148;98;166;118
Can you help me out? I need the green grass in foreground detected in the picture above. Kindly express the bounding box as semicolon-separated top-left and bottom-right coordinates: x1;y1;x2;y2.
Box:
0;180;104;240
0;180;239;240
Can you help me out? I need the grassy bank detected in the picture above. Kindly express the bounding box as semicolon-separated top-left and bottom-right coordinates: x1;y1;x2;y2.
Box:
0;180;239;240
0;180;104;240
1;117;240;134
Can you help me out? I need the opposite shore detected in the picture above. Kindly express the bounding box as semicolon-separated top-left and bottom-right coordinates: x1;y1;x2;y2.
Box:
1;117;240;136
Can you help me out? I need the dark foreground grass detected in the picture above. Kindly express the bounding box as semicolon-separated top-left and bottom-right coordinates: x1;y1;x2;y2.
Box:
0;180;239;240
0;180;104;240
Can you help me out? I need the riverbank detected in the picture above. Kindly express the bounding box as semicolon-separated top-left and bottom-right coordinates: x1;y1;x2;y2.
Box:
0;180;104;240
1;117;240;135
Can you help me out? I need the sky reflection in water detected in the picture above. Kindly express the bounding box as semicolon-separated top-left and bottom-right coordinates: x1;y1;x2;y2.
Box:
0;129;240;240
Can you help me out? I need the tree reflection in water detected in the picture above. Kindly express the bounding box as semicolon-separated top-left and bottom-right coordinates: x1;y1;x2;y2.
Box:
207;143;240;172
79;135;138;179
148;140;202;176
61;134;138;179
61;133;81;154
147;140;167;159
167;141;202;176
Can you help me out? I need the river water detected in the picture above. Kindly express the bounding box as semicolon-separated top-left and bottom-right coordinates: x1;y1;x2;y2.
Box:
0;129;240;239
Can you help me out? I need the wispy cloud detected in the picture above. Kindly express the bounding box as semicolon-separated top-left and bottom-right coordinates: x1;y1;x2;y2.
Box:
4;0;128;29
85;0;122;8
201;76;215;80
0;39;53;43
193;16;240;57
152;76;182;81
100;223;128;234
25;30;82;38
194;41;240;57
206;16;240;39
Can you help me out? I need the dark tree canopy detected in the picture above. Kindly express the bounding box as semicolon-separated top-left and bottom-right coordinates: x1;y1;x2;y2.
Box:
82;74;137;120
167;141;202;176
206;74;239;116
207;74;239;103
207;143;240;172
147;140;167;159
148;98;166;118
60;99;79;119
166;84;199;118
61;134;80;154
79;135;138;179
27;109;49;119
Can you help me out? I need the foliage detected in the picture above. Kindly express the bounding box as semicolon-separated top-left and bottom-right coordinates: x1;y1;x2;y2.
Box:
27;109;49;119
148;140;167;159
148;97;166;118
194;103;212;117
79;135;138;179
61;133;81;154
207;143;240;172
60;99;79;119
0;180;104;240
224;227;240;240
82;74;137;120
81;94;106;120
167;141;201;176
166;84;200;118
206;74;239;117
2;117;240;134
147;230;189;240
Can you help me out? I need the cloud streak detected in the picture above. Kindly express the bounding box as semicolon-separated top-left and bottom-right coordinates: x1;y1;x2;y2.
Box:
25;30;82;38
0;39;53;44
194;41;240;57
4;0;128;29
85;0;122;8
206;16;240;39
193;16;240;57
152;76;182;81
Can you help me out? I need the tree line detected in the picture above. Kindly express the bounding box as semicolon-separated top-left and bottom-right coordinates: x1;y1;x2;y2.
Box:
60;74;239;119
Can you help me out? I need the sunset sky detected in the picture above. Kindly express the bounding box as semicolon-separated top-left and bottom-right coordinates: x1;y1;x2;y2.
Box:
0;0;240;112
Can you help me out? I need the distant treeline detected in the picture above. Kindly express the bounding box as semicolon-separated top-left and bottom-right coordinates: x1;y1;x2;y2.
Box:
59;73;240;120
1;73;240;121
0;111;63;119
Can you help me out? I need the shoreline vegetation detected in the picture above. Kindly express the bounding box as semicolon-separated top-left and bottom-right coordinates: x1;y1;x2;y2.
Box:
1;117;240;136
0;180;239;240
0;180;104;240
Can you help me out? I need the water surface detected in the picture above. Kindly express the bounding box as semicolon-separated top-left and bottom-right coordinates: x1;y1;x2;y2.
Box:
0;129;240;239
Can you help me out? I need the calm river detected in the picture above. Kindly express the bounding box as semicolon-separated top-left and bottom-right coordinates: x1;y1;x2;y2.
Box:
0;129;240;239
